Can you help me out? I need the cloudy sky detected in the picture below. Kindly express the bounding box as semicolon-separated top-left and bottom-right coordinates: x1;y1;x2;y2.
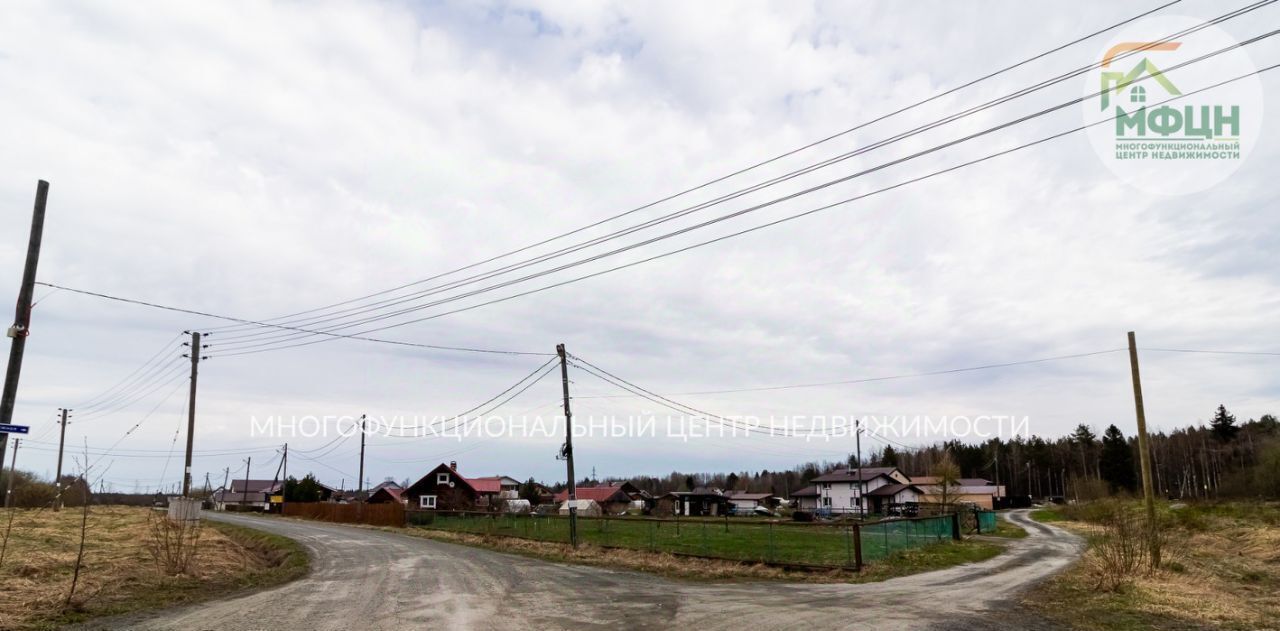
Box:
1;0;1277;492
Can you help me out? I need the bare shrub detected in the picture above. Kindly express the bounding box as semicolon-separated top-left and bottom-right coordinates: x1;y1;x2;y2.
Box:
1086;500;1168;591
145;509;203;576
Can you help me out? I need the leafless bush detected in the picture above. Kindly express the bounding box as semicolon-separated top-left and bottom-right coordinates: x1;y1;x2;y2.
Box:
144;509;203;576
1087;501;1168;591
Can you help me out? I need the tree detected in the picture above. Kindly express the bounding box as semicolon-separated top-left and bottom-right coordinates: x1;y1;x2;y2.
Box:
1072;424;1097;477
725;472;739;490
518;477;541;504
881;445;899;467
684;475;696;491
284;474;324;502
931;451;962;512
1211;404;1240;443
1100;425;1137;493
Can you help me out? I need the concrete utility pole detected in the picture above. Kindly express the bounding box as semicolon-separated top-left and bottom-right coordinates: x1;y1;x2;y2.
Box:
54;407;70;511
181;331;205;496
0;181;50;470
4;438;19;508
557;344;578;548
357;414;366;497
1127;331;1161;567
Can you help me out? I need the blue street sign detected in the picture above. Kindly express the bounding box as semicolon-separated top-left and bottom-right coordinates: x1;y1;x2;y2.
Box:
0;424;29;434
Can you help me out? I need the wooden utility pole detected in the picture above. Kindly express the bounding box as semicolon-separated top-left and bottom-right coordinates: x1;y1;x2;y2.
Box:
357;414;366;497
240;457;251;511
0;181;50;470
557;344;578;547
855;418;863;518
280;443;288;513
54;407;70;511
181;331;204;496
1127;331;1161;567
4;438;19;508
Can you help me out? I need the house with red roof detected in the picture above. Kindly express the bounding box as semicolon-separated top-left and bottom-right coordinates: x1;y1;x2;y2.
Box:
552;483;639;515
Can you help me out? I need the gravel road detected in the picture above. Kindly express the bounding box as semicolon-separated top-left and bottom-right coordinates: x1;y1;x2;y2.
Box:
80;509;1081;630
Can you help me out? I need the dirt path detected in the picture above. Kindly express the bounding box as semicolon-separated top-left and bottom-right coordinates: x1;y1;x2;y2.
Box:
78;509;1081;630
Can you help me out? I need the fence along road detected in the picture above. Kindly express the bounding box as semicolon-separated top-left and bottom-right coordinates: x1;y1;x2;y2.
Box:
80;509;1081;631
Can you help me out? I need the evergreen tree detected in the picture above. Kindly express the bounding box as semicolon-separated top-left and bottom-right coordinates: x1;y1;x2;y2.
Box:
882;445;899;467
1099;425;1137;492
1211;404;1240;443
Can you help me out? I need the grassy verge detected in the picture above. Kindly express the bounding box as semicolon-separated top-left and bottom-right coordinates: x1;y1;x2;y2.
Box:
982;517;1029;539
1024;501;1280;630
402;525;1002;583
1029;507;1068;522
0;506;309;630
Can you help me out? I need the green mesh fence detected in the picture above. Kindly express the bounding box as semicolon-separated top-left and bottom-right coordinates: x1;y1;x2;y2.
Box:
419;512;956;569
977;510;998;533
858;515;953;562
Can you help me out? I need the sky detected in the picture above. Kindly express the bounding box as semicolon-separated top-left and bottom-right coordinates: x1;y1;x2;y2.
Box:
1;0;1277;493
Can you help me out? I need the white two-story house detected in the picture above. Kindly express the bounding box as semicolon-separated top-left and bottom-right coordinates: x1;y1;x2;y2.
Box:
810;466;911;516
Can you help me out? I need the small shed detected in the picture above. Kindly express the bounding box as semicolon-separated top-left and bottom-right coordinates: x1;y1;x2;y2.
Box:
558;499;602;517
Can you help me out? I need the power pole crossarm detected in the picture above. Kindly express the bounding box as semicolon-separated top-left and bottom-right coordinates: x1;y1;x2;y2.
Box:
0;181;50;470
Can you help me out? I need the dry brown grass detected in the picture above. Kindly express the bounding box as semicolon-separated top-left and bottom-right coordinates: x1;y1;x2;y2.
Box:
0;505;305;630
1027;502;1280;630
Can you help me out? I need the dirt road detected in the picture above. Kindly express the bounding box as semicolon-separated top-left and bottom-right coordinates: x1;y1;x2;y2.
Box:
81;509;1080;630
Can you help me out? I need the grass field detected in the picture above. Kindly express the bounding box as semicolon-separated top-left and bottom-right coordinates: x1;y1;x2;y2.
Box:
0;506;308;630
419;513;955;568
1026;501;1280;630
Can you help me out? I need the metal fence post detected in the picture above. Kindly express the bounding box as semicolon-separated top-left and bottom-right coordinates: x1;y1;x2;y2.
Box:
701;520;708;555
951;512;961;541
768;522;775;562
845;526;852;568
649;519;656;551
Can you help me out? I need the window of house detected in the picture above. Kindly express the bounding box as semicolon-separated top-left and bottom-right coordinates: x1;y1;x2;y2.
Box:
821;483;830;490
420;495;437;509
436;472;449;485
822;497;832;507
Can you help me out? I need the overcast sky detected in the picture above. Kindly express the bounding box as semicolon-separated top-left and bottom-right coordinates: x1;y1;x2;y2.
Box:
2;0;1277;492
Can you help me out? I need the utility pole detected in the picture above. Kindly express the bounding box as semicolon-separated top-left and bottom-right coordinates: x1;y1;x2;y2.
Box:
53;407;70;511
4;438;19;508
281;443;288;514
221;467;230;493
181;331;206;496
240;457;251;511
1127;331;1160;567
0;181;50;470
556;344;578;548
357;414;366;497
855;418;863;518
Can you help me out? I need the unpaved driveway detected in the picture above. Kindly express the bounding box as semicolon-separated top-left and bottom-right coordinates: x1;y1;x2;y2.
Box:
80;509;1081;630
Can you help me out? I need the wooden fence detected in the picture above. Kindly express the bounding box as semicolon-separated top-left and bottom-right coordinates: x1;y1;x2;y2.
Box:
283;502;405;527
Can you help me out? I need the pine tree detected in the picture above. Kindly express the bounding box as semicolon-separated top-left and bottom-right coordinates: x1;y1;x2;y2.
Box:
882;445;899;467
1100;425;1137;492
1211;404;1240;443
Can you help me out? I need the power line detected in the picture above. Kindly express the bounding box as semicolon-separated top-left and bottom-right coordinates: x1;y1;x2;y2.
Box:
70;333;184;410
1143;347;1280;357
30;282;552;358
211;50;1280;357
200;0;1183;337
578;349;1127;398
204;5;1260;351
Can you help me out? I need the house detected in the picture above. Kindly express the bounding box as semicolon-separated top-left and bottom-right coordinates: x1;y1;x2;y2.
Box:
366;486;406;504
403;462;479;511
552;484;634;514
558;498;602;517
656;488;733;516
791;486;819;510
810;466;911;516
863;483;926;515
214;479;282;511
469;475;521;508
725;492;779;514
917;483;1007;510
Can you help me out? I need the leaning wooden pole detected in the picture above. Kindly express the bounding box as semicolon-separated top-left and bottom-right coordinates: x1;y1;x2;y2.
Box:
1127;331;1160;568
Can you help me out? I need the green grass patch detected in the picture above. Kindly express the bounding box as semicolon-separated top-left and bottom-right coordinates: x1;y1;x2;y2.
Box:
1030;507;1067;522
984;518;1029;539
418;513;958;569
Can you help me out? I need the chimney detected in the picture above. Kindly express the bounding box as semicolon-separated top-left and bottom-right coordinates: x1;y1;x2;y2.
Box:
450;461;457;472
